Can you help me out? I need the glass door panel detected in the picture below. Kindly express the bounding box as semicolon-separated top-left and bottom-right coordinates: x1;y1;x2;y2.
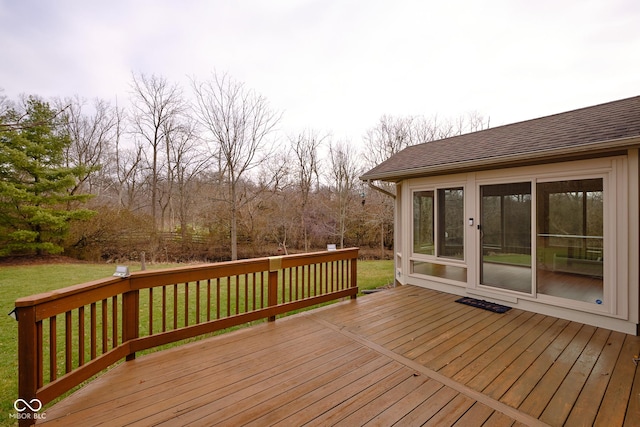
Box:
536;179;604;304
480;182;532;293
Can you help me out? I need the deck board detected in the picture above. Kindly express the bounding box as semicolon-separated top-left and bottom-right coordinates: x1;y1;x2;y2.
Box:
565;330;625;426
482;318;571;401
38;284;640;426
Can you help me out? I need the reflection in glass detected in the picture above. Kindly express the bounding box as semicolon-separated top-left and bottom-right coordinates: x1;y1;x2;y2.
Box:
438;188;464;259
536;179;603;303
412;261;467;282
413;191;434;255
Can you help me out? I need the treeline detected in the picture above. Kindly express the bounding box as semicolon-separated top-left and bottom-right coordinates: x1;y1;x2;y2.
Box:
0;72;488;262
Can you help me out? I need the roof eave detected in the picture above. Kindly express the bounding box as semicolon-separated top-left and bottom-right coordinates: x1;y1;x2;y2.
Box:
360;136;640;182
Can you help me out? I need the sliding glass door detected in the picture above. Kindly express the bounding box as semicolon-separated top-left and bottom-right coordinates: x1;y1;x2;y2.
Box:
480;182;532;293
536;179;604;303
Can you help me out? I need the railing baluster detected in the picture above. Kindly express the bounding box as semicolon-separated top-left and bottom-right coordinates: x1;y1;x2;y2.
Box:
313;264;318;296
65;311;72;373
288;268;293;302
101;299;107;353
226;276;231;316
326;262;330;293
344;259;348;289
207;279;212;322
173;284;178;330
280;270;285;304
244;274;249;313
262;272;266;308
216;278;221;319
36;321;43;389
149;287;154;335
90;302;97;359
296;266;300;299
196;280;201;324
235;275;240;315
49;316;57;381
162;286;167;332
78;306;85;366
185;282;189;327
112;296;118;347
252;273;256;311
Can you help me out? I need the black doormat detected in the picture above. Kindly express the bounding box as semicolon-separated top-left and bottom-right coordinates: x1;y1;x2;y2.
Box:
455;297;511;313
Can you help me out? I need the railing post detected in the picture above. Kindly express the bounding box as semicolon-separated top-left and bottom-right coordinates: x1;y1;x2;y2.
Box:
350;254;358;300
122;281;139;361
16;305;39;426
268;257;282;322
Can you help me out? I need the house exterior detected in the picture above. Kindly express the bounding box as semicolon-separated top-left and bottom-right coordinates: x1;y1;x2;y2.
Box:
361;96;640;335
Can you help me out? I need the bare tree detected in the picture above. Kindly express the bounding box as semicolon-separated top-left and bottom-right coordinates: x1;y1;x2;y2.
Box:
192;72;281;260
57;96;119;197
466;110;491;132
111;103;145;211
0;88;11;117
327;140;361;249
168;118;209;241
362;115;417;170
361;112;490;258
290;129;325;251
130;72;184;229
249;148;293;255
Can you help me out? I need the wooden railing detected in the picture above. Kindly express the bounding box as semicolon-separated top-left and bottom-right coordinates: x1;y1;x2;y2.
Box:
14;248;358;425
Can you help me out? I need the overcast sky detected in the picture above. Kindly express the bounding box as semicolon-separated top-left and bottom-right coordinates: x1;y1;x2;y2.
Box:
1;0;639;144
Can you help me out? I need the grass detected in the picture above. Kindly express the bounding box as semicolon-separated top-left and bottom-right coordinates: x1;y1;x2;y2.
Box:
0;259;393;424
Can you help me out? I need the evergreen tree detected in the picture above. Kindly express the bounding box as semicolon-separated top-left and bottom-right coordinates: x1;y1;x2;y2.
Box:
0;96;95;255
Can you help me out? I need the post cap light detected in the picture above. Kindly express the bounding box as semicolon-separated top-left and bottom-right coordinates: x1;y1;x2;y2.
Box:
113;266;130;278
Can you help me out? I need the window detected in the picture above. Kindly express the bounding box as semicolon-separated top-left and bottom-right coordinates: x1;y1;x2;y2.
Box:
413;187;464;259
413;191;434;255
438;188;464;259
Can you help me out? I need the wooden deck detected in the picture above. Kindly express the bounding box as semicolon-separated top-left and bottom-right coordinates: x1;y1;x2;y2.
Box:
38;285;640;426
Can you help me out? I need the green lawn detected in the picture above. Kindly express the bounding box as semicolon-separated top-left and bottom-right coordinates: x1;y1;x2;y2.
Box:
0;259;393;424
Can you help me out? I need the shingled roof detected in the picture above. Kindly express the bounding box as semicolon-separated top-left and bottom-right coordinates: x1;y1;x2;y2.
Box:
361;95;640;182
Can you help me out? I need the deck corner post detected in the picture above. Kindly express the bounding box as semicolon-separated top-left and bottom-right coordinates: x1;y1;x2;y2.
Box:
350;251;358;300
16;305;39;427
122;284;139;361
267;257;280;322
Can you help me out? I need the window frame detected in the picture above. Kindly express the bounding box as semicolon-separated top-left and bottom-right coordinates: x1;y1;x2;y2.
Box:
411;185;466;262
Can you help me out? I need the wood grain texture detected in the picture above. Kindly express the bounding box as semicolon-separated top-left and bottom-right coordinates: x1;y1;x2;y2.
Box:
38;285;640;427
